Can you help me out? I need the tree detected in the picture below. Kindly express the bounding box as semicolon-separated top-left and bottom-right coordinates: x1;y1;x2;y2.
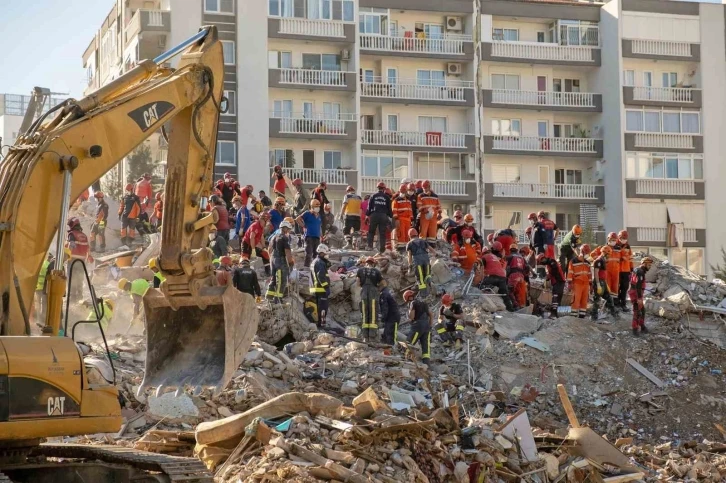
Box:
579;224;597;246
710;247;726;282
126;143;157;183
101;166;123;200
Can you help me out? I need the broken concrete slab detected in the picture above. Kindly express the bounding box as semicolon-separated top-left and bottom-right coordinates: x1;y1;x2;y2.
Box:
493;313;542;340
147;392;200;420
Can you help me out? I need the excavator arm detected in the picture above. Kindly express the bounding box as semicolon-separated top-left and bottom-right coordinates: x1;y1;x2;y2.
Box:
0;27;258;394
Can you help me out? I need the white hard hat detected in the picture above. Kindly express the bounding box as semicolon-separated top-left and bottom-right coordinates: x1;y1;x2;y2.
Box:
316;244;330;254
280;221;293;230
401;177;412;185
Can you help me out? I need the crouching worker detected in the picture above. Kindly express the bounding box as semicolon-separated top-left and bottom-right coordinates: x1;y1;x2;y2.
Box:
118;277;150;322
434;293;464;348
310;244;332;328
591;246;618;321
479;246;515;312
536;253;566;318
406;228;435;297
403;290;432;365
233;258;261;301
86;298;115;332
379;281;400;345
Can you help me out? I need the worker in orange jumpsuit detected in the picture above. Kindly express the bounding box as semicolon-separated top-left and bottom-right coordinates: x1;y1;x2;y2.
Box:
416;180;441;246
567;244;592;318
391;184;413;251
456;229;481;275
605;232;622;296
617;230;633;312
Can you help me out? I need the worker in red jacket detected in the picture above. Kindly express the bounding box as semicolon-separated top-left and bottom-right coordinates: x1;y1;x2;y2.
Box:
134;172;154;213
479;246;515;311
629;257;653;336
506;244;529;309
537;253;566;318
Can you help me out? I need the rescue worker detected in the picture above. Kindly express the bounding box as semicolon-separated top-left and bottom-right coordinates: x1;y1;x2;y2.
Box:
449;214;483;247
417;180;441;246
240;183;256;209
218;173;239;208
149;258;166;288
339;185;362;249
90;191;109;252
403;289;432;365
66;217;90;261
208;226;228;259
406;228;435;297
266;220;295;303
118;277;150;321
269;196;288;233
366;182;393;253
216;256;233;286
379;281;400;345
243;213;271;275
292;178;308;219
605;232;622;297
295;199;323;267
566;244;591;318
441;215;460;245
592;246;618;321
271;165;288;198
434;293;464;348
118;183;141;246
528;213;546;278
259;190;273;208
153;192;163;230
211;195;230;240
537;211;559;259
357;257;383;342
455;229;481;275
506;245;529;309
86;298;115;332
134;172;153;213
629;257;653;336
311;181;329;207
493;227;517;255
34;253;54;324
617;230;633;311
559;224;583;275
391;184;414;251
360;195;370;237
321;203;335;238
233;258;262;300
406;182;418;226
480;245;515;312
310;244;331;328
537;253;566;318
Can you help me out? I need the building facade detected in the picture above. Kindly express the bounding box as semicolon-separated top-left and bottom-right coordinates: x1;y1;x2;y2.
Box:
81;0;726;276
0;93;66;156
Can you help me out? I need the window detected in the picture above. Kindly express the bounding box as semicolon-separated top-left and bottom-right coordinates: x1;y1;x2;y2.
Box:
492;119;521;136
222;41;235;65
682;113;700;133
269;0;294;17
269;149;295;168
387;115;398;131
494;210;522;230
360;13;383;34
662;112;680;133
493;28;518;41
413;152;473;181
491;165;520;183
361;152;408;178
363;69;375;83
419;116;447;133
272;100;293;117
303;150;315;169
339;0;354;21
553;78;580;92
223;90;236;116
553;124;579;138
662;72;677;88
555;169;583;184
625;152;703;180
417;70;446;86
268;50;292;69
623;70;635;87
324;151;342;169
670;248;704;275
216;141;236;166
644;111;660;132
302;53;341;71
643;71;653;87
625;109;701;134
205;0;234;14
537;121;548;137
491;74;520;90
537;31;546;43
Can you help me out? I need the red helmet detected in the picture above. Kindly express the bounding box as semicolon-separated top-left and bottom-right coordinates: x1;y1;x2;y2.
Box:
408;228;418;237
536;253;547;264
319;181;327;188
365;257;377;265
224;172;232;179
220;256;232;266
462;229;473;239
407;183;416;191
487;233;494;243
415;180;423;189
399;184;407;193
125;183;134;192
346;185;355;192
377;181;386;190
67;217;81;229
453;210;463;220
94;191;104;199
528;212;537;221
520;246;531;256
481;246;490;255
403;290;415;302
441;294;453;306
155;192;162;201
525;226;533;236
274;165;282;172
491;241;503;252
581;244;592;255
618;230;628;240
422;180;431;190
607;232;618;240
537;211;546;219
292;178;303;187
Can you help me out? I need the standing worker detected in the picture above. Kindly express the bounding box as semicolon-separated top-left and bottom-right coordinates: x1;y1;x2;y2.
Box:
379;281;400;345
339;185;362;249
311;181;329;207
296;199;323;267
321;204;335;239
628;257;653;336
208;226;228;260
118;183;141;246
434;293;464;349
506;245;529;309
90;191;109;252
455;229;481;275
528;213;546;278
149;258;166;288
559;224;582;275
417;180;441;246
392;183;413;251
135;172;154;214
269;197;289;233
357;257;383;342
605;232;622;297
537;253;566;318
242;213;271;275
233;258;262;301
309;244;331;328
537;211;559;259
406;228;435;297
66;217;90;261
211;195;230;240
34;253;55;324
566;245;591;318
591;246;618;320
617;230;633;311
403;290;432;365
266;220;295;303
366;182;392;253
271;165;288;199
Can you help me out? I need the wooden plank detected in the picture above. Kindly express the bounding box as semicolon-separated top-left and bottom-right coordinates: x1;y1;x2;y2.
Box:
557;384;580;428
626;358;665;388
602;473;645;482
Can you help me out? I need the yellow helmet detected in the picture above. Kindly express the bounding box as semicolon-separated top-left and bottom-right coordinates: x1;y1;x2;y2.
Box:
117;278;129;290
105;299;115;311
149;258;159;271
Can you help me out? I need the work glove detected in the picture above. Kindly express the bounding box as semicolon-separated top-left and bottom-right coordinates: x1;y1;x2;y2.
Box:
250;250;257;260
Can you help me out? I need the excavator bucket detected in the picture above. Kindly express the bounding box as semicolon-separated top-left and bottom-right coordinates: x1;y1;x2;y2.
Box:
139;284;258;393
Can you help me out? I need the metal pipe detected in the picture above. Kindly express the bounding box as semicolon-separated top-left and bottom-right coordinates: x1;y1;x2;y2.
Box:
54;168;73;261
154;28;209;65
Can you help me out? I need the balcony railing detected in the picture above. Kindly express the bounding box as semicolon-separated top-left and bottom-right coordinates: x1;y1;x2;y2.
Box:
634;133;694;150
630;39;692;57
491;41;595;62
272;167;350;185
276;68;349;87
492;182;600;199
490;136;597;153
124;9;169;44
360;33;471;55
632;86;695;103
361;177;472;196
361;130;468;148
490;89;595;107
634;179;696;196
361;78;473;102
272;112;356;135
278;18;346;38
637;226;696;243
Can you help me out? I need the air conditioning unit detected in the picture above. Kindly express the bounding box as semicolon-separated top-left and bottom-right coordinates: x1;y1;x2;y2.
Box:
446;16;463;31
447;63;462;75
341;49;350;60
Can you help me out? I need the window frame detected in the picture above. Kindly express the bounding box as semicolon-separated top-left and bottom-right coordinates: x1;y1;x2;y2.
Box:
625;152;703;180
323;150;343;170
491;118;521;136
490;164;521;183
624;108;701;135
205;0;235;15
491;73;520;90
216;140;237;166
492;28;519;41
269;148;295;168
221;40;235;65
223;90;236;116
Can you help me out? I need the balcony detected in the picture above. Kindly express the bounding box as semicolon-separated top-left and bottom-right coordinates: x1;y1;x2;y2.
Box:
622;39;700;62
269;113;357;140
624;133;703;153
360;33;474;60
361;130;476;153
124;9;170;46
482;41;600;66
623;86;701;108
361;177;475;198
269;167;355;187
485;182;604;204
482;89;601;112
268;17;355;43
360;0;474;13
625;179;704;200
631;226;701;245
360;78;475;106
483;135;603;157
269;68;356;92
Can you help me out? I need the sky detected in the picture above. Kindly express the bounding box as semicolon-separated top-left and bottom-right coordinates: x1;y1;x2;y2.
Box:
0;0;113;99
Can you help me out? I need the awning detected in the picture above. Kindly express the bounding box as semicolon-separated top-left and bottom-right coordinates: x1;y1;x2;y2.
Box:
666;204;685;249
666;204;685;224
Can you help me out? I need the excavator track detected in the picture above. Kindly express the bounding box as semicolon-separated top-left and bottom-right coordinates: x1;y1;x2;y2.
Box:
28;443;213;482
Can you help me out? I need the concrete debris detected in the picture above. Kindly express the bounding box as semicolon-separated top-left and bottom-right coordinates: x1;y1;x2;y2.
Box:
493;313;542;340
147;393;200;421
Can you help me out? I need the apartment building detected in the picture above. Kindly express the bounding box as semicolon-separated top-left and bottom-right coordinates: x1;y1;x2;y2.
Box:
0;92;65;156
81;0;726;276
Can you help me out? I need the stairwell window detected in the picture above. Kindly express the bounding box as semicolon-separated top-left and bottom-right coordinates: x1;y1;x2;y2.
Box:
205;0;234;14
222;41;235;65
223;90;236;116
216;141;236;166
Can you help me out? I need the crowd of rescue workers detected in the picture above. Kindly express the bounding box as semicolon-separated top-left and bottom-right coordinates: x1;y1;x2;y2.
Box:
52;165;655;365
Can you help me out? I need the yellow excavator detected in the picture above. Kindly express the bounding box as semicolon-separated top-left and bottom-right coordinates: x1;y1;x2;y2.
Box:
0;26;257;480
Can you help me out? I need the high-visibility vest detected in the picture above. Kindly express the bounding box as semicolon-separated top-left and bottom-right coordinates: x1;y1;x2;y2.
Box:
36;260;50;291
130;279;150;297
